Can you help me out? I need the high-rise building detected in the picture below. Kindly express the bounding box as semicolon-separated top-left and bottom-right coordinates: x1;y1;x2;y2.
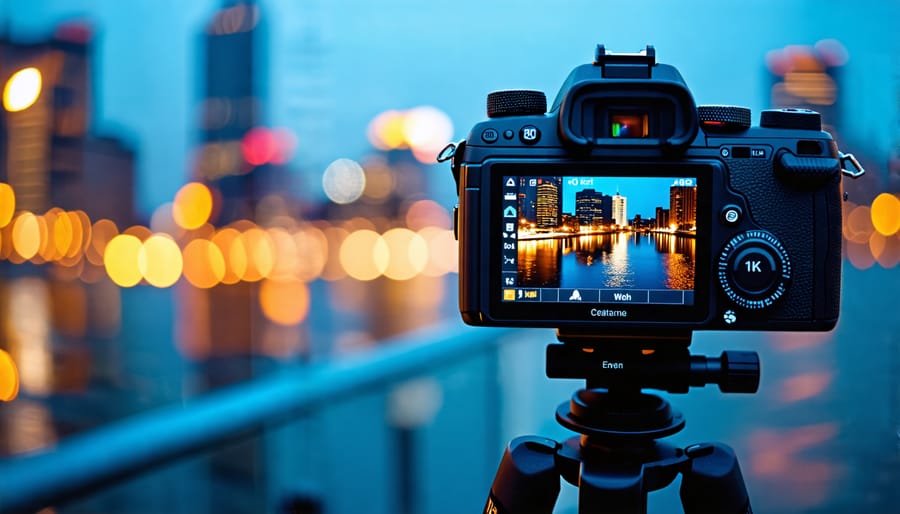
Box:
655;207;670;230
669;185;697;230
612;190;627;226
1;24;135;226
536;180;560;228
196;1;271;222
575;188;604;226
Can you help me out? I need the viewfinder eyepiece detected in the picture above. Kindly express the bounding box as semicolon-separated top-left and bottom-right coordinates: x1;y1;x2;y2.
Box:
610;112;650;138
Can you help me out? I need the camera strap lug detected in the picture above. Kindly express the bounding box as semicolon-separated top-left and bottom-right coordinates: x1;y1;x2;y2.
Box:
437;139;466;190
839;151;865;178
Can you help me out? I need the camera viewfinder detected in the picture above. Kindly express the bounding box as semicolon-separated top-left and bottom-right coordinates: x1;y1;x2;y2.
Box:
611;112;649;138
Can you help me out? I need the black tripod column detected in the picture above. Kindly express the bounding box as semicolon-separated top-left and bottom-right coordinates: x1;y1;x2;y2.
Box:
578;458;646;513
484;436;560;514
679;443;752;514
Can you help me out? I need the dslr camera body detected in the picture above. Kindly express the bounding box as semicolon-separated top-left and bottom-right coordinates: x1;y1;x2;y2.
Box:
443;45;863;333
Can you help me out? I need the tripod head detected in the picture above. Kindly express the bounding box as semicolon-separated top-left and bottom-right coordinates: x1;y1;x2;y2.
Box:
549;329;760;394
547;330;760;442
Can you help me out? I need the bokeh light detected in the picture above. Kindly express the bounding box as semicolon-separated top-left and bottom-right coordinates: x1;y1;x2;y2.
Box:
104;234;143;287
0;183;15;227
138;235;184;288
173;182;213;230
51;209;74;260
844;204;872;243
182;238;226;288
322;158;366;204
0;349;19;402
418;227;458;276
367;110;407;150
402;106;454;163
294;226;328;281
211;227;246;284
870;193;900;236
11;212;40;260
320;226;349;281
241;127;277;166
240;227;275;282
339;229;388;281
3;67;42;112
362;160;394;201
123;225;153;241
382;228;427;280
87;219;118;266
259;278;309;326
405;200;451;230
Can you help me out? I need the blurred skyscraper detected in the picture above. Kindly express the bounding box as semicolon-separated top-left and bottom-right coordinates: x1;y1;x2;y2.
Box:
0;23;135;227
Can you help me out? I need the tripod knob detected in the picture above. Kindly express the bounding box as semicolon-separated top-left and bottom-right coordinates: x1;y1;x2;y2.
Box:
719;351;760;393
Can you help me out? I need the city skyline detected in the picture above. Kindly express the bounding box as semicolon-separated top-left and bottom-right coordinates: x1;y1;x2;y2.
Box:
516;176;697;229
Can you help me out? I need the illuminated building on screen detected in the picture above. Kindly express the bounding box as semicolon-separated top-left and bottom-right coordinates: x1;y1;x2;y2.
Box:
536;180;560;228
612;190;627;227
0;24;135;227
656;206;670;230
669;185;697;230
575;188;612;226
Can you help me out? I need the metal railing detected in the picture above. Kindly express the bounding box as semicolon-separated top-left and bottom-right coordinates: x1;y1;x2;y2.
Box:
0;324;512;513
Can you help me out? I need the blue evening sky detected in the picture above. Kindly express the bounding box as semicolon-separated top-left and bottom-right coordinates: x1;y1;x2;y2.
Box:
5;0;895;216
561;176;694;220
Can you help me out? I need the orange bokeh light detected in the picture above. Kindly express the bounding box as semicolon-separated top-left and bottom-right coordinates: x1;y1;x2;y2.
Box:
870;192;900;236
259;278;310;326
11;212;40;259
87;219;118;266
0;349;19;401
172;182;213;230
0;183;14;227
104;234;143;287
138;234;183;288
182;238;226;288
211;227;245;284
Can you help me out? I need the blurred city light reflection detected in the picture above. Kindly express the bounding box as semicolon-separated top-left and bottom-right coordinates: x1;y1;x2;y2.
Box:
0;350;19;402
2;67;42;112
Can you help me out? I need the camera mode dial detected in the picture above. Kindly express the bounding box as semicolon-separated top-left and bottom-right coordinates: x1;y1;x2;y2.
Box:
698;105;751;132
717;230;791;310
486;90;547;118
760;108;822;131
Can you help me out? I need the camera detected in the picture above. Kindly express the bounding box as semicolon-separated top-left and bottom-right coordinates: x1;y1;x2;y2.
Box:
441;45;864;332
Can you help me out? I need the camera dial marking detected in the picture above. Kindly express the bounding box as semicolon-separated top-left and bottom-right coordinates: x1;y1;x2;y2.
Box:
723;310;737;324
717;230;791;310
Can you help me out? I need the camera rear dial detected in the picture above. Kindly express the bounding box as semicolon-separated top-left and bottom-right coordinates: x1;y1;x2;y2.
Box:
717;230;791;310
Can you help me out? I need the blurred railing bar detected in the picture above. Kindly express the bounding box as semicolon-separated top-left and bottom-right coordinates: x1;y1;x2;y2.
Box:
0;324;512;514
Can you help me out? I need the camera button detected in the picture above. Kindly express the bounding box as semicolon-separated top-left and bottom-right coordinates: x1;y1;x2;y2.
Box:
481;128;499;143
520;125;541;145
721;205;742;226
503;129;515;140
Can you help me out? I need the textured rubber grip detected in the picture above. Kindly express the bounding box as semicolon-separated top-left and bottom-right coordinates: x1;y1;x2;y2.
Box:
698;105;751;131
487;90;547;118
776;150;839;188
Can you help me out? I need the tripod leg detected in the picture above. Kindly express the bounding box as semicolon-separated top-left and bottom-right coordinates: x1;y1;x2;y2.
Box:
484;436;560;514
679;443;752;514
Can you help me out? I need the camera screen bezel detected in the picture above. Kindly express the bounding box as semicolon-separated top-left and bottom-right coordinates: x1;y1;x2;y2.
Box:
485;161;714;326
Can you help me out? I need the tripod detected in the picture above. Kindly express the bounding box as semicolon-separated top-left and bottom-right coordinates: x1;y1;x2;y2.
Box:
484;331;758;514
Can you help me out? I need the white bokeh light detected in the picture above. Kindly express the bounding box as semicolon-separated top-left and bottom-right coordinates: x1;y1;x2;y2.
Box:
322;158;366;204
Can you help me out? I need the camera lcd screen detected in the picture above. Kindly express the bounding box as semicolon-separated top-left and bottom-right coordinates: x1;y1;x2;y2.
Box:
499;175;697;308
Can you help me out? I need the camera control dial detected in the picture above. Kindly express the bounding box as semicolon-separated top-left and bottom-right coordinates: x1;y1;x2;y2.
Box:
717;230;791;310
698;105;751;132
486;90;547;118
